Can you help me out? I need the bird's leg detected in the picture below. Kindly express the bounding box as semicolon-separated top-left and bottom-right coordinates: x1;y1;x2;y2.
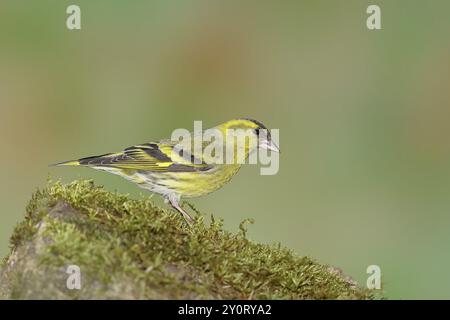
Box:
167;195;195;226
172;202;195;226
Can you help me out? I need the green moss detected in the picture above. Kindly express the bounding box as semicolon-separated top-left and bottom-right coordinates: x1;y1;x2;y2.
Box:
2;179;375;299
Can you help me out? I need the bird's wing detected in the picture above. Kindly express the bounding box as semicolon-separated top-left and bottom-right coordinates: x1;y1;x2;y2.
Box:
77;142;213;172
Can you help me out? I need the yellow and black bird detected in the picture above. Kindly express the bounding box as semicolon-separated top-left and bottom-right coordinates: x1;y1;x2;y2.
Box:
52;118;279;224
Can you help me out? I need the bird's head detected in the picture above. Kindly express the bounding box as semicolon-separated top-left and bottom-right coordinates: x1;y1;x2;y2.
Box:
217;118;280;153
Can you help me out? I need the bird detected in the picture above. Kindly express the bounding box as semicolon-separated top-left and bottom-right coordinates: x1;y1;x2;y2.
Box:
52;118;279;225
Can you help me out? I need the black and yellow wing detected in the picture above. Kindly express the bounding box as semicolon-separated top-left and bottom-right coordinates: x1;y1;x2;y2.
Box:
53;142;212;172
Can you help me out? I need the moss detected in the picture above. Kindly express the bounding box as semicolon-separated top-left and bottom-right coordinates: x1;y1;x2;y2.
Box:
1;179;375;299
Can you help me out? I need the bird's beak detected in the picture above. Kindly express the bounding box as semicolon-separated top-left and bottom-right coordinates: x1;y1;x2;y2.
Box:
261;139;280;153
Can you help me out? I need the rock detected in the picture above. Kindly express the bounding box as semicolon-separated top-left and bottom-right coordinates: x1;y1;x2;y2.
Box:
0;180;372;299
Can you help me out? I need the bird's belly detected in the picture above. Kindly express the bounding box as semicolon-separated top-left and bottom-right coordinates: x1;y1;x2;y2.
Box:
94;167;175;197
136;165;241;198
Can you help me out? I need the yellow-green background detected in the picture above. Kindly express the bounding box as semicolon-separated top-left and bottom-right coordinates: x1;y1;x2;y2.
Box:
1;0;450;299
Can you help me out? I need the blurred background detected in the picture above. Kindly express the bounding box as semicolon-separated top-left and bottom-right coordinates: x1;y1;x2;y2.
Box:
1;0;450;299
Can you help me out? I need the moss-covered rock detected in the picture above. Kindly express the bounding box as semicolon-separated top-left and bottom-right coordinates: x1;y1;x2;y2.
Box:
0;180;373;299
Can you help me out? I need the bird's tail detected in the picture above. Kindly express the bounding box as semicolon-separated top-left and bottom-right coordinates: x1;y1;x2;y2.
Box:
50;153;115;167
49;159;81;167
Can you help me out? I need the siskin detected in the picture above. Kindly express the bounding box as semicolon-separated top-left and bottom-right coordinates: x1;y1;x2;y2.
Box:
52;118;279;225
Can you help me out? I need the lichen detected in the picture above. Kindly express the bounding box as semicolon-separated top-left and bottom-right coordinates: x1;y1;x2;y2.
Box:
0;180;374;299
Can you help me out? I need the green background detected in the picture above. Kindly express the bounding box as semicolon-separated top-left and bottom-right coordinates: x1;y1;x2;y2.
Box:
1;0;450;299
